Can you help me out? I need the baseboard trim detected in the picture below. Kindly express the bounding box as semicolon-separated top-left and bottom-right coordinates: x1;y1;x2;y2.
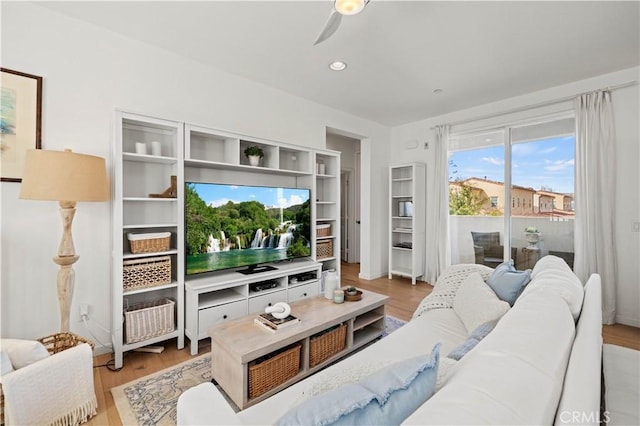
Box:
359;271;386;280
614;314;640;328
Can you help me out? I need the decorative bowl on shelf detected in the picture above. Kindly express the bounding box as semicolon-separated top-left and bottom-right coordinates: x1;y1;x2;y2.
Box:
344;290;362;302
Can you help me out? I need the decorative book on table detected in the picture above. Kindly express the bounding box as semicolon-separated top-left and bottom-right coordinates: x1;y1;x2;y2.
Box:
254;313;300;332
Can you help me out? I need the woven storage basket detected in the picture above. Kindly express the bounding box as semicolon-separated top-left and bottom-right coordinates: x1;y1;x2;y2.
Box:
124;298;175;344
316;240;333;258
0;333;94;425
309;323;347;367
316;224;331;237
249;343;301;399
39;332;95;354
128;232;171;254
123;255;171;291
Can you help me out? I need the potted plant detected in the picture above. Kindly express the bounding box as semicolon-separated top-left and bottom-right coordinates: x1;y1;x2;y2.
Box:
244;145;264;166
345;286;358;296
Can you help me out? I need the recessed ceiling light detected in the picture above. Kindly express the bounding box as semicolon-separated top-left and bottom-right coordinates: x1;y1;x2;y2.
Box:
329;61;347;71
335;0;366;15
433;88;443;94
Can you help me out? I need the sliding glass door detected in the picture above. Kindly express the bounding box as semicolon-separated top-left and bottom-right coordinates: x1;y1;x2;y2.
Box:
448;115;575;270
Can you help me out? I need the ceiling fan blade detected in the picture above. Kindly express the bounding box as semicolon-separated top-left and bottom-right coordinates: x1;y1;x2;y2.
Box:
313;9;343;45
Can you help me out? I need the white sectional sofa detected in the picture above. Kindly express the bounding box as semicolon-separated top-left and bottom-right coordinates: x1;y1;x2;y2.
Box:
178;255;603;425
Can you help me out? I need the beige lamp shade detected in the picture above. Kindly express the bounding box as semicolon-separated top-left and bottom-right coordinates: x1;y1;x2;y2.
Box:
19;149;109;202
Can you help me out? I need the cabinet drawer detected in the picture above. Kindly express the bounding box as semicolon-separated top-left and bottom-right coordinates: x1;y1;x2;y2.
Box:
198;300;247;339
288;281;319;303
248;290;287;314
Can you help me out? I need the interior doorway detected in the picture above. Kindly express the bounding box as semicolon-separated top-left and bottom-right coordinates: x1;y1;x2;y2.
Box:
340;170;352;262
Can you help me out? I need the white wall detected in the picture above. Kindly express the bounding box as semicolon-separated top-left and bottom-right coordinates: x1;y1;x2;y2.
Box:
390;67;640;327
0;2;390;350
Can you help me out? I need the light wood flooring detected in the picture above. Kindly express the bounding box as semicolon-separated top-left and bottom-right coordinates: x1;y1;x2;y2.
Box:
88;262;640;425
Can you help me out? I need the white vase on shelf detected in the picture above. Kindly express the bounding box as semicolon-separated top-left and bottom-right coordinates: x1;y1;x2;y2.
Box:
248;155;260;166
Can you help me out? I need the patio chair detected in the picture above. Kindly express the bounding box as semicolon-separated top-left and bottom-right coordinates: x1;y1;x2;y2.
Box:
549;250;575;269
471;231;517;268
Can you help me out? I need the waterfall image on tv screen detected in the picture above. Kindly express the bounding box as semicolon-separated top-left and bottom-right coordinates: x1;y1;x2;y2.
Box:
185;182;311;275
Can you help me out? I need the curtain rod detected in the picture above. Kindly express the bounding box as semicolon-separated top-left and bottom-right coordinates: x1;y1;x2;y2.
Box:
432;80;638;130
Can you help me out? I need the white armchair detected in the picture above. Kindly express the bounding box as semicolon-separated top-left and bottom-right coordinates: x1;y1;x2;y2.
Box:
1;334;97;425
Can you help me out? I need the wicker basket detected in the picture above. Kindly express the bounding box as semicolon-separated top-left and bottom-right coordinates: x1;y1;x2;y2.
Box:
316;224;331;237
0;333;95;425
38;332;95;354
123;255;171;291
309;323;347;367
124;298;175;344
128;232;171;254
248;344;301;399
316;240;333;258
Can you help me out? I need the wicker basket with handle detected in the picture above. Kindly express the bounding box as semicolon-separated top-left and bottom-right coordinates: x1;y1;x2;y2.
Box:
248;343;301;399
316;240;333;258
123;255;171;291
309;323;347;367
124;298;175;344
127;232;171;254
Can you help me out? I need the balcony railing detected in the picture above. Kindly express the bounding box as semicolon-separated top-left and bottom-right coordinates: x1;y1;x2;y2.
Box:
450;215;574;268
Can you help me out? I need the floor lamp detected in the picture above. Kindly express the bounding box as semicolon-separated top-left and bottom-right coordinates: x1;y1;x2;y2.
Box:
19;149;109;332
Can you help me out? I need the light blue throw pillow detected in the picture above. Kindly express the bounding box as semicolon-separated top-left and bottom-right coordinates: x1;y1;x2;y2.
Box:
486;261;531;306
276;343;441;426
447;320;498;360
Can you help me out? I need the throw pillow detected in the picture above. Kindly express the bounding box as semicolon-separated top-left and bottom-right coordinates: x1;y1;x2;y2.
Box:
447;320;498;361
412;264;494;319
453;272;510;334
486;262;532;306
276;344;441;426
1;339;50;370
292;359;396;406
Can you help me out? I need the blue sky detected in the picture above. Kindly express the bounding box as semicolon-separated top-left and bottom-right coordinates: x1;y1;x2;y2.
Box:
449;135;575;194
191;183;310;209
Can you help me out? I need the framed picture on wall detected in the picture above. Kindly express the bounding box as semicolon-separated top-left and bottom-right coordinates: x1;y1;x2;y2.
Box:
1;68;42;182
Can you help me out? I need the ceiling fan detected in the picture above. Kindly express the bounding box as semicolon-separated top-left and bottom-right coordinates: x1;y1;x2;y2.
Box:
313;0;370;45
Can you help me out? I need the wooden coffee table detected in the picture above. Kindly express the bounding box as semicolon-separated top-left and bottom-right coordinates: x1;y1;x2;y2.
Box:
208;289;388;409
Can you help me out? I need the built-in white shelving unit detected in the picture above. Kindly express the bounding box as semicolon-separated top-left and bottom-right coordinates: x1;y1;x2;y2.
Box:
112;112;185;369
113;116;340;364
313;149;341;278
388;163;425;285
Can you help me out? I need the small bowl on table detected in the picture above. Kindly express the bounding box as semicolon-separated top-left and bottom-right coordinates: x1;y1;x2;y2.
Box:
344;289;362;302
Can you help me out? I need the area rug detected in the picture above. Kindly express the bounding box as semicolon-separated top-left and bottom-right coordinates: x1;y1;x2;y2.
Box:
112;315;406;425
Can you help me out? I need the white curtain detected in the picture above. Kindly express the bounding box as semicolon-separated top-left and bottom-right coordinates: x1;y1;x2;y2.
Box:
574;90;617;324
425;125;451;284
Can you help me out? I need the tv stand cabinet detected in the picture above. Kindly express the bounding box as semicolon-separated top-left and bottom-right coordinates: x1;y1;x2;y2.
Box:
185;259;322;355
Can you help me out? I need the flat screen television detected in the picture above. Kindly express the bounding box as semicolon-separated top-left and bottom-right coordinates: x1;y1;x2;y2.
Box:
185;182;311;275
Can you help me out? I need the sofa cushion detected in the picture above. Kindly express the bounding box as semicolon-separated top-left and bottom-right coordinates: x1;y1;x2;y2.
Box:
1;350;14;375
276;344;440;426
404;292;576;425
447;320;498;361
435;357;458;391
486;261;531;305
521;255;584;320
1;339;50;370
453;272;510;334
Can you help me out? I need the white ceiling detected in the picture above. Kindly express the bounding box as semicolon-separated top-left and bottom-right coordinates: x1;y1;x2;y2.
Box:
37;1;640;126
